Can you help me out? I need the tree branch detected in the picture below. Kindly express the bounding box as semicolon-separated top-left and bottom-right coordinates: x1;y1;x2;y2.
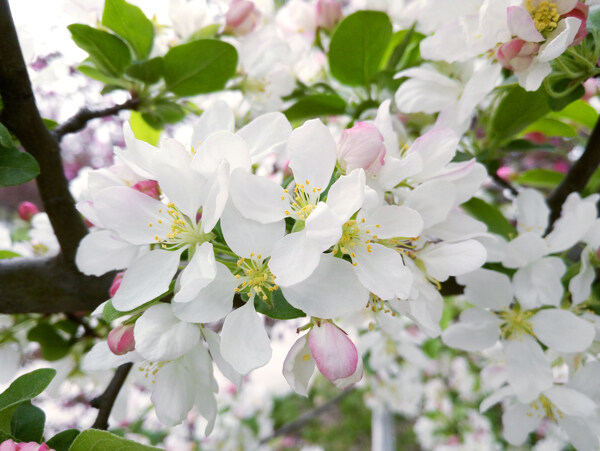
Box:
260;389;354;444
547;116;600;226
53;98;140;141
0;0;87;263
91;362;133;430
0;256;113;313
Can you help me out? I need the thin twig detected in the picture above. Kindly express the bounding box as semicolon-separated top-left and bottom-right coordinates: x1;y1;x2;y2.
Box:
547;116;600;227
491;172;518;197
91;362;133;430
53;98;140;140
260;388;355;444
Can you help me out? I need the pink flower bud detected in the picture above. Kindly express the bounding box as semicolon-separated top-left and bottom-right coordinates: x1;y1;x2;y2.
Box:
497;39;540;72
496;166;515;182
109;272;124;298
225;0;260;35
337;122;386;175
107;324;136;356
315;0;342;30
17;201;39;222
308;321;362;389
583;78;598;101
132;180;159;200
0;440;55;451
523;131;548;145
563;2;589;47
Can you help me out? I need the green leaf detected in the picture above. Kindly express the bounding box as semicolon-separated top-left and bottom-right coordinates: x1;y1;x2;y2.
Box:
0;250;21;259
27;323;72;361
77;63;130;89
328;11;392;86
102;0;154;60
68;429;161;450
43;118;59;130
547;83;585;111
10;401;45;443
489;85;550;146
125;57;164;84
283;93;346;121
163;39;238;96
68;24;131;77
141;99;186;130
462;197;516;240
523;117;576;138
550;99;599;130
0;146;40;187
254;289;306;320
188;24;220;41
0;123;13;147
516;168;565;189
47;429;81;451
0;369;56;413
129;111;160;146
0;429;13;442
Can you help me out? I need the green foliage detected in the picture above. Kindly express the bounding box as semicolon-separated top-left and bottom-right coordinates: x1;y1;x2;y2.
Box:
328;11;392;86
27;322;72;361
102;0;154;60
523;117;576;138
516;169;565;189
141;99;187;130
489;86;550;147
462;197;516;240
10;401;45;443
68;25;131;77
284;93;346;121
125;58;164;84
549;99;599;130
254;289;306;320
0;250;21;259
163;40;238;96
0;124;40;187
0;369;56;414
68;429;161;450
46;429;81;451
129;111;160;146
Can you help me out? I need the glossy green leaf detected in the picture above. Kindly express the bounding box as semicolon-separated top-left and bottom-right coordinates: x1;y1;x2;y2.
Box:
254;289;306;320
163;39;238;96
0;123;13;147
68;429;161;450
462;197;516;240
523;118;576;138
0;369;56;413
547;83;585;111
68;24;131;77
77;63;130;89
489;85;550;146
550;99;599;130
129;111;160;146
141;99;186;130
0;250;20;259
102;0;154;60
0;146;40;187
284;93;346;121
125;57;164;84
27;323;72;361
47;429;80;451
10;401;45;443
328;11;392;86
516;168;565;189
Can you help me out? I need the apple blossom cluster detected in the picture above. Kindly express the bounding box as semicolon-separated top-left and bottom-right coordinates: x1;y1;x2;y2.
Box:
74;97;489;430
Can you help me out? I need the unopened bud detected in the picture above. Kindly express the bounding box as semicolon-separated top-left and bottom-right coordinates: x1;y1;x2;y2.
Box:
107;324;135;356
315;0;342;30
496;39;539;72
337;122;386;175
0;439;54;451
109;272;124;298
17;201;39;222
132;180;160;200
225;0;259;35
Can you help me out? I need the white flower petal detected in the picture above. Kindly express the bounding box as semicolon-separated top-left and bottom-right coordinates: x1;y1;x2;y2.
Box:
201;160;230;233
559;416;600;451
203;328;242;388
545;385;597;417
546;192;599;253
76;230;139;276
112;249;182;311
538;17;581;62
502;232;548;268
229;168;288;224
237;112;292;162
403;180;456;228
507;6;545;42
504;335;553;403
325;169;365;222
502;403;542;446
354;243;412;300
270;231;322;287
516;60;551;91
191;100;234;147
151;360;195;426
173;242;217;303
515;189;549;236
281;254;369;318
513;257;565;309
220;300;272;374
304;202;343;251
288;119;336;190
408;127;459;181
418;239;487;282
531;309;595;353
282;335;315;396
569;247;595;305
134;304;200;362
82;342;141;372
172;262;237;323
362;205;423;239
442;308;501;351
456;268;513;310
